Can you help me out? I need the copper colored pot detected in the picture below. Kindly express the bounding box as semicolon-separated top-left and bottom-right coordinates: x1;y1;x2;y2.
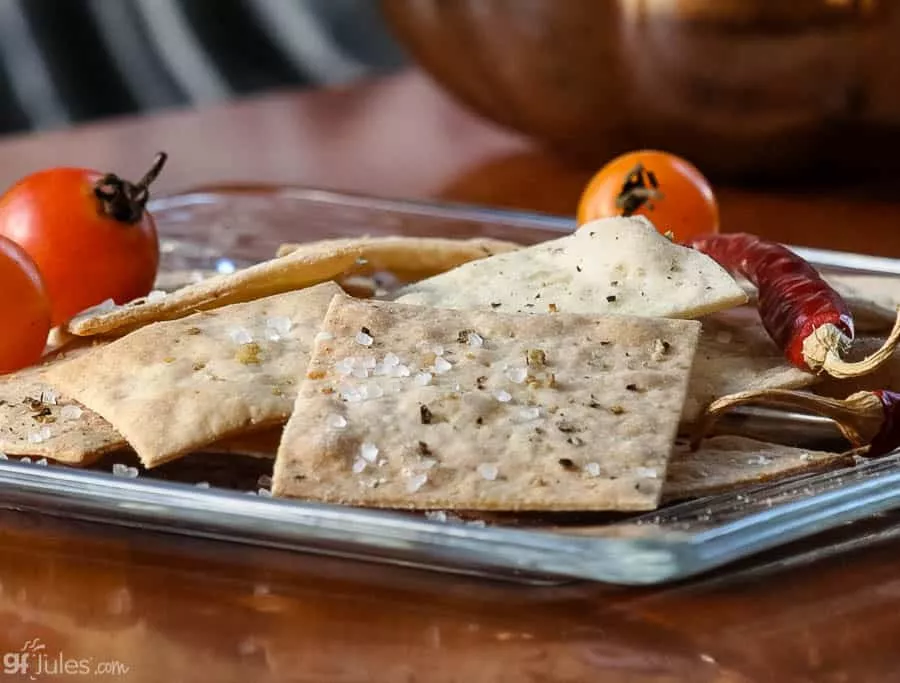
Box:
381;0;900;181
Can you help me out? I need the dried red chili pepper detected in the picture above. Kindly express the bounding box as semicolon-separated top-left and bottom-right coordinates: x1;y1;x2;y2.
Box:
691;388;900;457
687;233;900;378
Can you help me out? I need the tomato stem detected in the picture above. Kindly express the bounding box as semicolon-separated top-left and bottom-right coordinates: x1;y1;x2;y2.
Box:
94;152;168;224
615;163;664;216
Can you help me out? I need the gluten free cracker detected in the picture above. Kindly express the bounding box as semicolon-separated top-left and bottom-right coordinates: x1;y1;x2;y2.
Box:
0;345;125;464
68;236;519;338
684;307;817;423
273;293;701;511
663;435;852;501
45;282;341;468
394;216;747;319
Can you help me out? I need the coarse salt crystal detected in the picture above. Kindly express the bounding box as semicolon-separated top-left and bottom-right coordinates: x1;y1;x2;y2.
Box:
94;299;118;314
351;366;370;379
41;389;58;405
635;467;658;479
406;473;428;493
340;386;364;403
432;344;444;356
748;455;772;466
433;357;452;374
266;316;292;336
477;463;499;481
517;406;541;422
467;332;484;348
361;384;384;400
416;340;431;352
0;453;6;460
495;390;512;403
351;457;367;474
505;367;528;384
257;474;273;488
584;462;602;477
147;290;167;303
359;442;379;462
19;457;32;464
314;331;334;344
420;458;438;470
355;331;374;347
361;355;377;370
228;328;253;345
383;352;400;368
35;458;48;467
716;331;733;344
112;463;139;478
335;358;356;376
391;364;411;378
265;328;282;342
425;510;448;523
59;405;83;421
27;426;53;444
326;414;348;429
467;520;487;528
415;372;433;386
257;488;273;498
195;481;211;488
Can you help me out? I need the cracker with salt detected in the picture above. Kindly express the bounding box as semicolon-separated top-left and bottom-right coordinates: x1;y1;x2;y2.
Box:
0;345;125;464
683;307;817;423
68;236;519;338
394;216;747;319
663;435;851;501
273;293;701;511
45;282;341;468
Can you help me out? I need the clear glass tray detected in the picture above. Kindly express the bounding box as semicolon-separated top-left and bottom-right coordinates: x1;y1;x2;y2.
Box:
4;187;900;586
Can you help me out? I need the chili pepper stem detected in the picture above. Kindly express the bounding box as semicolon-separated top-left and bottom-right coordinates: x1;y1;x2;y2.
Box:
806;308;900;378
690;388;884;452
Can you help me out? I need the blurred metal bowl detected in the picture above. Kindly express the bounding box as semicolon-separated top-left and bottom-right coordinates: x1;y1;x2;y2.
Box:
381;0;900;180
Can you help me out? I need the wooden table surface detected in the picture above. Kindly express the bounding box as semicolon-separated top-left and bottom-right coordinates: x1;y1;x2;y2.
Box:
2;70;900;682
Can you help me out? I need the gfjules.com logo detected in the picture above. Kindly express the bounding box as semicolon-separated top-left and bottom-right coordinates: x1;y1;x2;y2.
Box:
3;639;130;679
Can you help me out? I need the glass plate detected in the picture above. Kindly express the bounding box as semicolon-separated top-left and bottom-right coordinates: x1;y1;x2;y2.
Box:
4;186;900;586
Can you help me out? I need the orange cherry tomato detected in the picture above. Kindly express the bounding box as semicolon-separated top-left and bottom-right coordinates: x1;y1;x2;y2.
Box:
0;154;166;326
0;235;51;373
576;150;719;241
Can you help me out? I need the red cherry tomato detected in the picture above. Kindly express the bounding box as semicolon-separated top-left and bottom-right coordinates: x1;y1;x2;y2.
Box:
576;150;719;241
0;154;166;326
0;235;51;373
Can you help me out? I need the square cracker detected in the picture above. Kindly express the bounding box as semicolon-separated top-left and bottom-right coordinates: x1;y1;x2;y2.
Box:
683;307;817;423
0;345;125;464
663;435;852;501
45;282;341;468
273;293;701;511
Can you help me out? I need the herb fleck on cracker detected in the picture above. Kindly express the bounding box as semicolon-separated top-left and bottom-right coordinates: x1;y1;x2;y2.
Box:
235;342;262;364
526;349;547;367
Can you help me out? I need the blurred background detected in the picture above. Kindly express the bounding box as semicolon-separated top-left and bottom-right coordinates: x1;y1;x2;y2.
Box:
0;0;407;134
1;0;897;182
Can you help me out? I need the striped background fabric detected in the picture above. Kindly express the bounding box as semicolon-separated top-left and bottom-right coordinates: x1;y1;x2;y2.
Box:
0;0;407;133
